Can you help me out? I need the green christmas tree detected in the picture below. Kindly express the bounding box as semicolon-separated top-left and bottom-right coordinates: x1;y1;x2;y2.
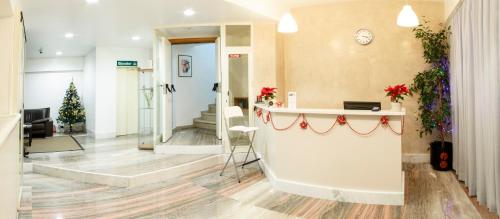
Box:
57;81;86;133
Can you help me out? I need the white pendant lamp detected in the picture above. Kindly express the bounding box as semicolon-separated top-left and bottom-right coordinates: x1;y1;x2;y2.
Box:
397;4;419;27
278;12;298;33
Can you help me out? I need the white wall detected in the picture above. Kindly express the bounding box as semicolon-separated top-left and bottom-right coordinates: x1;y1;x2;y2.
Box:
24;57;85;122
172;43;217;127
83;49;96;134
94;47;151;138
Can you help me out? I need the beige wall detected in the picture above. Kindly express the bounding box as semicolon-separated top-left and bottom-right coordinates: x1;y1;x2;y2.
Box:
280;1;444;154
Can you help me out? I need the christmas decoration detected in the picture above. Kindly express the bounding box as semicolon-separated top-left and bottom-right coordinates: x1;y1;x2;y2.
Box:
300;121;308;129
384;84;411;103
380;116;389;126
256;109;404;136
336;115;347;125
57;81;86;134
259;87;277;106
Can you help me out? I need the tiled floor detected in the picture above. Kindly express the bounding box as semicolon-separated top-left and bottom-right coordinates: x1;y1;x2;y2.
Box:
21;136;483;219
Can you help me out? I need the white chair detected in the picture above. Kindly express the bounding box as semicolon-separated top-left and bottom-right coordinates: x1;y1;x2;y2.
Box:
220;106;263;183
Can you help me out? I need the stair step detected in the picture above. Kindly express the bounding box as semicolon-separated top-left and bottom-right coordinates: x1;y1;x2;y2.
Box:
194;118;216;130
208;104;216;113
201;111;216;121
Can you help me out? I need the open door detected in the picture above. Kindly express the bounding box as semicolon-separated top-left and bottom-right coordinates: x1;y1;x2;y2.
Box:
216;37;222;139
163;37;173;141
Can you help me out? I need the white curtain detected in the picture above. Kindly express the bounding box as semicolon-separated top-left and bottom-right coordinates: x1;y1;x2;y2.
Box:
450;0;500;215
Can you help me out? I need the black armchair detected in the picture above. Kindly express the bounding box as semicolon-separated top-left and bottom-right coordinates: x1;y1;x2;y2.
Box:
24;108;54;138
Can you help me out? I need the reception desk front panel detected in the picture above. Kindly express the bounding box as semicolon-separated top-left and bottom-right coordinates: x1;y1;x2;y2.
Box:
253;105;405;205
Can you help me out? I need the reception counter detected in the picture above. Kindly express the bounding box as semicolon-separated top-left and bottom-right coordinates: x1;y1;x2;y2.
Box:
253;105;405;205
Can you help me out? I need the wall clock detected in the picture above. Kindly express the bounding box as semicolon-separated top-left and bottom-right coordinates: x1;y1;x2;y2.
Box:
355;29;374;45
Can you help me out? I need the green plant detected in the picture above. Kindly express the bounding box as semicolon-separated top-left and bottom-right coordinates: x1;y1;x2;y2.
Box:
411;20;451;147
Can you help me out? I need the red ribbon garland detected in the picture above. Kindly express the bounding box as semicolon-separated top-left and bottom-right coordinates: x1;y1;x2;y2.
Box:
256;110;404;136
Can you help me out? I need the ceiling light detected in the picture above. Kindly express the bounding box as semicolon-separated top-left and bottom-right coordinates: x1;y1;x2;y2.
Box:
183;9;195;16
64;33;74;39
278;12;298;33
56;51;63;56
397;4;419;27
86;0;99;4
132;36;141;41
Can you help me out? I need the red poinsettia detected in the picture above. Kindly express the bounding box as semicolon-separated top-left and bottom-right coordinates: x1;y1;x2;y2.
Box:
259;87;277;101
384;84;411;103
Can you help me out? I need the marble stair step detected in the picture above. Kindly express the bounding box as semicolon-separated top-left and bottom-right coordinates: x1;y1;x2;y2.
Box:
201;111;216;121
208;104;216;113
194;118;216;130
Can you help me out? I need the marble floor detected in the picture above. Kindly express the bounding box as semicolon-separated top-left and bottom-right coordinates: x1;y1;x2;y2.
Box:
21;136;483;219
27;135;213;176
165;128;222;146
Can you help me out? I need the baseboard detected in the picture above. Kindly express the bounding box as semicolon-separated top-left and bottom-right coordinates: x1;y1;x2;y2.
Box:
403;153;430;163
256;153;404;206
173;125;194;132
85;128;95;138
93;131;116;139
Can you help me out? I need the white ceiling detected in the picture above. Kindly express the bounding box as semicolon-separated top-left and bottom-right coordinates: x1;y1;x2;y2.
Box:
224;0;342;19
21;0;353;58
21;0;272;58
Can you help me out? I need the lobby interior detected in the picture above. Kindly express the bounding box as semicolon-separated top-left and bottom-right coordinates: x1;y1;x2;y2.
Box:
1;0;499;218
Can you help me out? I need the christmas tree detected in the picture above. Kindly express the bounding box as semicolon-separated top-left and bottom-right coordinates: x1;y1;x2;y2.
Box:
57;81;86;133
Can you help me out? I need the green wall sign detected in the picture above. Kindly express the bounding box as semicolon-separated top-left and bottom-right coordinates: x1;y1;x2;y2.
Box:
117;61;138;67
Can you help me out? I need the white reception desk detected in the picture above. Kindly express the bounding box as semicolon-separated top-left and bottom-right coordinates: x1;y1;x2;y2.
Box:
253;104;405;205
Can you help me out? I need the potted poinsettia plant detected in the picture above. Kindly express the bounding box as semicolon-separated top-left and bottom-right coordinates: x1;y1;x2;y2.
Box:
384;84;411;111
411;21;452;171
259;87;277;107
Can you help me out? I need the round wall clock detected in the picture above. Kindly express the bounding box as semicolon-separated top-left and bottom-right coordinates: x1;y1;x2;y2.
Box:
355;29;374;45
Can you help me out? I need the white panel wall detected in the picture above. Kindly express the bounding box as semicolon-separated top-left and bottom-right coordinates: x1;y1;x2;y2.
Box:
94;47;151;138
24;57;85;122
83;49;96;134
171;43;217;127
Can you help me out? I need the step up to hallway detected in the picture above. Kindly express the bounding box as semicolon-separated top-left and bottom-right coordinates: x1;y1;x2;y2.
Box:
32;154;224;188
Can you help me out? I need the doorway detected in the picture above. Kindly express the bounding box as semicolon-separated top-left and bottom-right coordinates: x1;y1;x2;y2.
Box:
170;42;219;145
116;67;139;136
153;26;223;153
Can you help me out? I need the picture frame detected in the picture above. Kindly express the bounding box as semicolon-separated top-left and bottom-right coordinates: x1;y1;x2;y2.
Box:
178;55;192;77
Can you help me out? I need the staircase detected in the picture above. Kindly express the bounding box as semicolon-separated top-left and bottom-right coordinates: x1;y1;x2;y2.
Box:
193;104;216;130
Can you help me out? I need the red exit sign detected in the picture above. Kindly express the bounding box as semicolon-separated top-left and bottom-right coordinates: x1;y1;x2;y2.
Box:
228;54;241;58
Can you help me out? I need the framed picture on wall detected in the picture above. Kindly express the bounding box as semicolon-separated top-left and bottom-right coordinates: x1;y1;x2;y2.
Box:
178;55;192;77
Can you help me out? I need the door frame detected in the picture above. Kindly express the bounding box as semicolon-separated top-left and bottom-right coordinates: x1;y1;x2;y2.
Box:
153;23;254;151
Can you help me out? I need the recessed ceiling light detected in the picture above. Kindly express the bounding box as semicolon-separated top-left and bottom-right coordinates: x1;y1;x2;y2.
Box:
183;9;195;16
86;0;99;4
56;51;63;56
132;36;141;41
64;33;74;39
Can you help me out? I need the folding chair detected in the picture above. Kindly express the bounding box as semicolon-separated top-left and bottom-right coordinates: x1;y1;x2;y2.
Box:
220;106;263;183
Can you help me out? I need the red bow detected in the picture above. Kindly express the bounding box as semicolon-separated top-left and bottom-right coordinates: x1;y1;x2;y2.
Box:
256;109;262;118
337;115;346;125
300;121;308;129
266;112;271;122
380;116;389;126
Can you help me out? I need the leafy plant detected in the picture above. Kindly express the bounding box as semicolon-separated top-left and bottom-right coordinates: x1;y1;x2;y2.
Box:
411;20;451;147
